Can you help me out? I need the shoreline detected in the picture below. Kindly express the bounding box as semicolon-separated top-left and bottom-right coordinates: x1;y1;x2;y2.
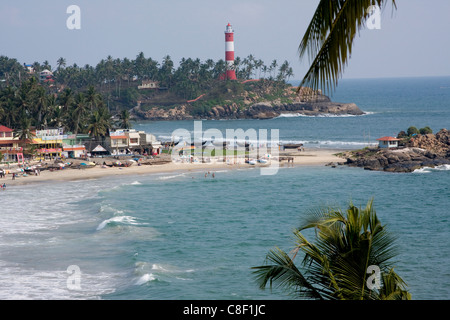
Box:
1;148;346;187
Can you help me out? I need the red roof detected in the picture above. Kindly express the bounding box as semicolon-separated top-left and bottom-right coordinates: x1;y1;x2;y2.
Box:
0;125;13;132
376;136;400;141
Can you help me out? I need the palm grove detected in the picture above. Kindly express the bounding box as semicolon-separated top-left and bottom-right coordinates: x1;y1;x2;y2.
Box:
0;53;294;139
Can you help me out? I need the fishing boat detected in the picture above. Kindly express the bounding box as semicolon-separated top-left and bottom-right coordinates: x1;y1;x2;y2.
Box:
258;158;268;164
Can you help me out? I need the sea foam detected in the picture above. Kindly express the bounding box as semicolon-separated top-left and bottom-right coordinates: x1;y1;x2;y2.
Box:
96;215;144;231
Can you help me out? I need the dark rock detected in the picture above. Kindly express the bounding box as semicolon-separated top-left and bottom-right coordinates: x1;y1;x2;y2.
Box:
342;131;450;173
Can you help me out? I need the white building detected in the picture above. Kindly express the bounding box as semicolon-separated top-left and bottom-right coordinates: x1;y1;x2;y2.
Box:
377;136;401;149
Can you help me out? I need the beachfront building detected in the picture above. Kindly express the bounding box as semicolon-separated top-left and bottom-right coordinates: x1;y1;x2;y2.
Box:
108;130;129;155
62;145;86;158
0;125;23;162
32;128;64;160
140;132;162;155
377;136;400;149
107;129;162;156
89;144;109;157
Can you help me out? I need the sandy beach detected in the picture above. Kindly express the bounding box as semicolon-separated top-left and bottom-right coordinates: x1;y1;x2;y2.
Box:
0;149;346;187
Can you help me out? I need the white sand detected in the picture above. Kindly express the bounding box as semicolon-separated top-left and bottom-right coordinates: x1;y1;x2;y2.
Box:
1;149;345;186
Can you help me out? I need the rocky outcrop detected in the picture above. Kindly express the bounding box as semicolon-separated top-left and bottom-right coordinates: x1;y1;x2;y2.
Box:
243;101;363;119
342;129;450;172
132;100;364;121
132;104;194;121
130;84;365;121
407;129;450;156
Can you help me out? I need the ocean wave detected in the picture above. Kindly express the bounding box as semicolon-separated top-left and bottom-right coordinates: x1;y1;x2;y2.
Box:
158;134;373;148
280;139;376;148
158;173;186;180
96;215;145;231
413;164;450;173
276;111;376;118
133;262;194;285
0;260;121;299
134;273;157;285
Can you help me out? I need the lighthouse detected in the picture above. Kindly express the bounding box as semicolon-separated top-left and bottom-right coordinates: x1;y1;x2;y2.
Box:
224;23;237;80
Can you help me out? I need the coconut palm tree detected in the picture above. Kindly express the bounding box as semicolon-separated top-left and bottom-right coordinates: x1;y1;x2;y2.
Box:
72;92;89;135
57;57;66;71
119;109;131;129
252;199;411;300
85;85;101;111
33;86;48;129
87;104;112;141
0;86;18;127
14;114;35;149
298;0;396;94
58;87;75;113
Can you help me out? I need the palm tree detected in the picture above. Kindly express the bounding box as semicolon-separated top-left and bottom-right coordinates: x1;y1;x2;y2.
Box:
57;57;66;71
14;115;35;150
72;92;88;135
85;85;101;111
297;0;396;94
252;199;411;300
87;104;112;142
0;86;18;127
119;109;131;129
33;86;48;129
42;60;52;71
58;87;75;113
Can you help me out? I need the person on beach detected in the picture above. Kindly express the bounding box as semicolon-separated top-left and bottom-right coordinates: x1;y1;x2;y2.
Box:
12;173;15;180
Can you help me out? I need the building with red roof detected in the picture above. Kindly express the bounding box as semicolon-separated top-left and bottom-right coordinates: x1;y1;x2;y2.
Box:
0;125;22;162
376;136;401;149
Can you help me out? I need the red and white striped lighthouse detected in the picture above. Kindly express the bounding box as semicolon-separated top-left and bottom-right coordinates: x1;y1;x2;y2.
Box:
225;23;237;80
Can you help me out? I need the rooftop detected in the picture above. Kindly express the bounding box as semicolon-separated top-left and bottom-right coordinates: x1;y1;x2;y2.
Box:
0;125;13;133
377;136;401;141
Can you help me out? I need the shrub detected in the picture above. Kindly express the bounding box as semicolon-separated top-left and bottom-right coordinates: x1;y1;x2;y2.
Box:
407;126;419;136
419;126;433;135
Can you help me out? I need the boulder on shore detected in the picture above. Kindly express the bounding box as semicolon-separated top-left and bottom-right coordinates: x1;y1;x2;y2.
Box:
341;129;450;172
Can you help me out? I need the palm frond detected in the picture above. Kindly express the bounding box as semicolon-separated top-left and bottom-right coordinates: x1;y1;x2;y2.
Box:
297;0;397;94
379;268;411;300
251;247;323;299
253;198;409;299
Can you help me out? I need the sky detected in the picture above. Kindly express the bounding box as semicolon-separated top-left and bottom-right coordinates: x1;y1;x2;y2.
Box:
1;0;449;81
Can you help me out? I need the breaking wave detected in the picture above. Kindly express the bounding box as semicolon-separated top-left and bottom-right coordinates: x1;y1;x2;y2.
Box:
413;164;450;173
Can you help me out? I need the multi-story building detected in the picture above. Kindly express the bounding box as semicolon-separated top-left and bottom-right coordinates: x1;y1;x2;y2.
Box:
0;125;23;162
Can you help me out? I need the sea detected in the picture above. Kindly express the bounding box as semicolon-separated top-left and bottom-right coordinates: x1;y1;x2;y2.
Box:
0;76;449;300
